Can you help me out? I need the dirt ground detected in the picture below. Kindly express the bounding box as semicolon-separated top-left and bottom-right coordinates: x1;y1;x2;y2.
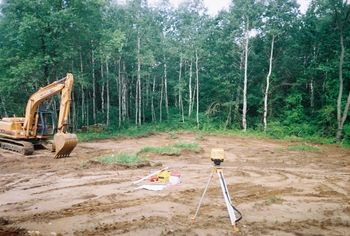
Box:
0;133;349;236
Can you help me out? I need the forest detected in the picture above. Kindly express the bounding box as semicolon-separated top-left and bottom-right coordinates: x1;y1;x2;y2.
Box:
0;0;349;143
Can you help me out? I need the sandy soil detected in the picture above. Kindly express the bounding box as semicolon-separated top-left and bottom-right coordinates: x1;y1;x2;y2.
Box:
0;133;349;236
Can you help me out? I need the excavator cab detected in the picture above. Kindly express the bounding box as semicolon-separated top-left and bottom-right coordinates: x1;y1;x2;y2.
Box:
36;111;55;137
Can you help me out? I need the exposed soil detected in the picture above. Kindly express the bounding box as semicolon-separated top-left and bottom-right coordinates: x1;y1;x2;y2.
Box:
0;133;349;235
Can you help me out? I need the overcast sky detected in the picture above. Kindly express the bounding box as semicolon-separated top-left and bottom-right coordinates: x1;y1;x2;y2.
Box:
148;0;311;15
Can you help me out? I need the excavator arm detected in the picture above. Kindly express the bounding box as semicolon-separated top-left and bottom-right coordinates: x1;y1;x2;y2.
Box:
57;73;74;132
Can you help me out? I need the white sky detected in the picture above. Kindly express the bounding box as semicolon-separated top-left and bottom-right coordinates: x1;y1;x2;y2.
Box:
149;0;311;15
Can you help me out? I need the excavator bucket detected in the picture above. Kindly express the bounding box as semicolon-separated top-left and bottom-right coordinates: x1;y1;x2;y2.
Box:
54;133;77;158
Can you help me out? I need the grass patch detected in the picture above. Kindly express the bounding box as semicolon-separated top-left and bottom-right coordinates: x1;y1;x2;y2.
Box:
287;144;321;152
97;153;147;165
139;142;200;156
140;146;181;156
173;142;200;151
265;196;284;205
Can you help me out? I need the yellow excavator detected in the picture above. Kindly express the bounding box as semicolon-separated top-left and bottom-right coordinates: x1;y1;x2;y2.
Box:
0;73;77;158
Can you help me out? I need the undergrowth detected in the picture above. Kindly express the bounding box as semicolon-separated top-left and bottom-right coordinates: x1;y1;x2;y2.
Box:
76;119;349;148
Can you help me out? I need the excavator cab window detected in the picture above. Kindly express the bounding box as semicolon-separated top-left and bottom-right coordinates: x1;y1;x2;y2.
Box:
36;111;55;137
35;99;56;137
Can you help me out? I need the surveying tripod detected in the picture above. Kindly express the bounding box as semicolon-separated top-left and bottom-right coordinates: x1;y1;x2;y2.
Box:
192;149;242;232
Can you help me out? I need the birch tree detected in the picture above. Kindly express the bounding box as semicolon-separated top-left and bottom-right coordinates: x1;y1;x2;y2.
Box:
333;0;350;140
262;0;298;131
91;43;97;124
230;0;263;131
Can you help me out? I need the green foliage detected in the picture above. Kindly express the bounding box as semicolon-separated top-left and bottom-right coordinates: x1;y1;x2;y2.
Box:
342;124;350;146
76;119;349;150
0;0;349;143
77;125;156;142
97;153;146;165
287;144;321;152
316;105;337;136
283;93;305;125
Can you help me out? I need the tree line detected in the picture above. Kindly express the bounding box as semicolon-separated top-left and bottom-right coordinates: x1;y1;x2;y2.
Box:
0;0;349;141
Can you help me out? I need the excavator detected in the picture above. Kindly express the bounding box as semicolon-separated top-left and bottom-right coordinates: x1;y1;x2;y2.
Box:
0;73;78;158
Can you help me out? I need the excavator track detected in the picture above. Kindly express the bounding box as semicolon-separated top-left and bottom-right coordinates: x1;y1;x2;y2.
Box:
0;137;34;155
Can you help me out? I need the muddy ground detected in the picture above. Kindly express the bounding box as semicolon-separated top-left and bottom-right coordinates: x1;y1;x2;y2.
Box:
0;133;349;236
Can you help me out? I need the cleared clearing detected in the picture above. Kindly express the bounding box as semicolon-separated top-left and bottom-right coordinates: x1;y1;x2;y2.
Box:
0;133;349;236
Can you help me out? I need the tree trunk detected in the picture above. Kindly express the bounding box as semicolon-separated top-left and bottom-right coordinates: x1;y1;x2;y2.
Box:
122;61;127;122
137;30;142;126
336;31;349;140
242;18;249;132
188;59;193;117
263;35;275;132
234;50;244;123
234;85;240;123
146;74;150;109
80;48;85;125
339;92;350;137
160;76;164;122
310;79;314;113
86;93;90;126
72;91;76;132
135;76;138;125
105;58;110;126
192;86;196;115
142;89;145;123
225;103;232;128
91;47;96;124
130;73;134;121
138;73;142;126
0;96;8;117
72;92;78;132
164;57;169;119
151;76;156;122
100;57;105;115
118;58;122;127
195;49;199;126
178;55;184;122
81;87;85;125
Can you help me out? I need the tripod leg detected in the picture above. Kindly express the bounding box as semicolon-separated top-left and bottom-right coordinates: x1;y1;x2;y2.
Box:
192;170;214;223
217;171;237;227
